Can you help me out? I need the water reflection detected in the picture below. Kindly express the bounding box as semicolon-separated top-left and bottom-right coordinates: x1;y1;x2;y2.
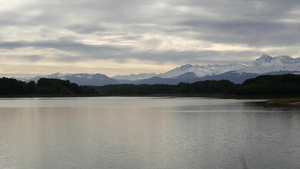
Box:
0;97;300;169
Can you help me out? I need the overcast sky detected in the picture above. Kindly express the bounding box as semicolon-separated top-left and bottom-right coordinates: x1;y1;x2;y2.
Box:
1;0;300;77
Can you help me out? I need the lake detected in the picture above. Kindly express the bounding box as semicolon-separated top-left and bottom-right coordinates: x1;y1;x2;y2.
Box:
0;97;300;169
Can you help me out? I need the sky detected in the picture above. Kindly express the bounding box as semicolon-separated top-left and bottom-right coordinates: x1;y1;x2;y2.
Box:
1;0;300;77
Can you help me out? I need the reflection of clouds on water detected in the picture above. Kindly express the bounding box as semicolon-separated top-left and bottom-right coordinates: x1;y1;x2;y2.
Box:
240;156;249;169
1;97;300;168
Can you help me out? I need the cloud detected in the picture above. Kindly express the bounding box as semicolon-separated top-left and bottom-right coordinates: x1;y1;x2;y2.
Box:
0;0;300;76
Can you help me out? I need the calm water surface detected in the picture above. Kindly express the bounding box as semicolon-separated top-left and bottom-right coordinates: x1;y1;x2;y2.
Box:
0;97;300;169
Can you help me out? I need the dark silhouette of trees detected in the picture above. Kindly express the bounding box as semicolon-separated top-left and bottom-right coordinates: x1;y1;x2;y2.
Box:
95;80;236;95
0;78;97;96
0;78;29;95
1;74;300;97
96;74;300;96
235;74;300;95
181;80;236;94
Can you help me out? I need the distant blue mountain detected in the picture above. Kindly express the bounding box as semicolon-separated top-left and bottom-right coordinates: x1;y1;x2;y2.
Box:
136;76;179;85
133;71;300;85
25;54;300;86
29;73;119;86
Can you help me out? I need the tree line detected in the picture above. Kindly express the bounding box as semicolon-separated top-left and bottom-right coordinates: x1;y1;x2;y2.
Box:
94;74;300;96
1;74;300;97
94;80;236;95
0;78;97;96
235;74;300;96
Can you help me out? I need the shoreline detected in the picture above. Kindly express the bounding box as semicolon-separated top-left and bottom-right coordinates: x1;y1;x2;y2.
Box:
1;94;300;107
265;98;300;106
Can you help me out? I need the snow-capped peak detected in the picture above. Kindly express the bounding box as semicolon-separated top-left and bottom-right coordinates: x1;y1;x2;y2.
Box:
22;54;300;85
160;63;248;78
252;54;297;66
253;54;274;65
274;55;296;64
159;54;300;79
236;54;300;74
178;64;193;71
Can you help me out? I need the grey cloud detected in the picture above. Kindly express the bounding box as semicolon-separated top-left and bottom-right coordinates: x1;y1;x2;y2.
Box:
23;0;157;25
123;50;262;65
181;19;300;46
0;0;300;69
2;55;45;62
0;42;26;49
68;25;107;34
2;0;300;27
0;40;133;62
0;40;259;65
23;55;45;62
0;41;126;52
56;56;84;63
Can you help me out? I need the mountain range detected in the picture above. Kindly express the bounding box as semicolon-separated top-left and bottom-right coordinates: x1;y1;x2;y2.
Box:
24;54;300;86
